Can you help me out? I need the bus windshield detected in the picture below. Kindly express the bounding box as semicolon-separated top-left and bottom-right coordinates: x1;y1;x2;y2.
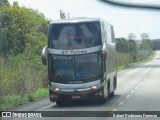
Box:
49;52;102;83
48;21;101;49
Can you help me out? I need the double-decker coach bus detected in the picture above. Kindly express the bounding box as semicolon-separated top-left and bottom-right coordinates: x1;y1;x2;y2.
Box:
42;18;117;106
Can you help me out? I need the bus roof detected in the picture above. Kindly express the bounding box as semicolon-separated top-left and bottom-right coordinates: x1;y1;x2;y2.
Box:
50;17;102;24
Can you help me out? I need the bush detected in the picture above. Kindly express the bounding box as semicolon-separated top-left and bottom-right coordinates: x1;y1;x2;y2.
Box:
0;53;47;96
0;88;48;110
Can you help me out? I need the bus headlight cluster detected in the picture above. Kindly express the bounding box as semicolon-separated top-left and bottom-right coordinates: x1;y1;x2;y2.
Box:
54;88;60;92
50;86;60;92
91;86;97;89
91;84;103;90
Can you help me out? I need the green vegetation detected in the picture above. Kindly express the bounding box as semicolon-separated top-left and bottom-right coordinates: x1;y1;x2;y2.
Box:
117;51;155;70
0;88;48;110
0;2;49;55
0;1;49;110
116;34;155;70
152;39;160;50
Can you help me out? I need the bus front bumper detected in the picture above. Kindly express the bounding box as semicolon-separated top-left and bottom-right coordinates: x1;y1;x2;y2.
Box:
49;86;104;101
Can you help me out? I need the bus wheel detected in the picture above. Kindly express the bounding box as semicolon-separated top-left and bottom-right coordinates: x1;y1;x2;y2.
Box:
114;76;117;89
56;100;65;106
110;77;116;97
106;81;111;99
100;96;107;104
101;86;109;103
110;91;114;97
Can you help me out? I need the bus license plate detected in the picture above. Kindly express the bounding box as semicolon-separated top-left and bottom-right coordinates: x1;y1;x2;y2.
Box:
72;95;80;99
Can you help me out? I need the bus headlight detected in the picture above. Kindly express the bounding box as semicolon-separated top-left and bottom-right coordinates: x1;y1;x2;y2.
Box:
50;86;60;92
91;86;97;89
54;88;60;92
91;83;103;90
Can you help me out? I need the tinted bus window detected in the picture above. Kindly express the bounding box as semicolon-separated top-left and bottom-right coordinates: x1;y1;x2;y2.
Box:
48;21;101;49
49;52;102;84
75;53;102;80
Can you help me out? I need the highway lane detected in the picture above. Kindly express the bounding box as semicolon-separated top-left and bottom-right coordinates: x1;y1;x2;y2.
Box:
2;54;160;120
116;60;160;111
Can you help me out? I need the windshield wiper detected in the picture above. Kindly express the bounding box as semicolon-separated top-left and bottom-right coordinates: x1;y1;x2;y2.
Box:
100;0;160;10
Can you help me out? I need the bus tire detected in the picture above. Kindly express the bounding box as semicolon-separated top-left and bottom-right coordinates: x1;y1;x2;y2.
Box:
101;93;108;103
110;77;116;97
56;100;65;106
101;81;110;103
110;91;114;97
49;96;53;102
100;89;107;103
114;76;117;89
100;96;107;104
107;81;111;98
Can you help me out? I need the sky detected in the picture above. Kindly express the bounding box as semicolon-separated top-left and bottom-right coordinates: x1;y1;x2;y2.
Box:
8;0;160;40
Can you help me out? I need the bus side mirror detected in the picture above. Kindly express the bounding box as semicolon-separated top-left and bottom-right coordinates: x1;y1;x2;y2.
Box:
42;46;47;65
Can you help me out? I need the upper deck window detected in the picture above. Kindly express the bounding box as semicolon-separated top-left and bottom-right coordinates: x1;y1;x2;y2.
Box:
48;21;101;49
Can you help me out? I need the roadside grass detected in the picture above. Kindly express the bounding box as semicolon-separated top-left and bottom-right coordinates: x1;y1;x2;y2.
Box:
0;88;48;111
117;51;155;71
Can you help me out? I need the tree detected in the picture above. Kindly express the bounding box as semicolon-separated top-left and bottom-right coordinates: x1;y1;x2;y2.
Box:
128;33;136;40
141;33;149;40
115;38;128;53
0;2;49;55
0;9;2;52
127;39;137;62
128;40;137;52
0;0;9;7
152;39;160;50
139;39;152;51
0;1;49;98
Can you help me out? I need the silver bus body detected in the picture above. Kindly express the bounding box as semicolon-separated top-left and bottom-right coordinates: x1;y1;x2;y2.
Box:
42;18;117;105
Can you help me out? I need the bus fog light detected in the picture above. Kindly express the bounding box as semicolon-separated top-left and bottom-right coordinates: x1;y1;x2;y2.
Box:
94;92;103;96
52;95;58;98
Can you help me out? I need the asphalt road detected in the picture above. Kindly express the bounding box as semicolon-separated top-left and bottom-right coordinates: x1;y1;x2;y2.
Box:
2;51;160;120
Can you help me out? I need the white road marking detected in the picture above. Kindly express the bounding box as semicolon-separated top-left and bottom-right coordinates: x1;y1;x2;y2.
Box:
119;102;125;106
126;95;131;99
106;107;117;111
36;103;56;111
131;90;135;94
138;84;142;87
134;87;138;90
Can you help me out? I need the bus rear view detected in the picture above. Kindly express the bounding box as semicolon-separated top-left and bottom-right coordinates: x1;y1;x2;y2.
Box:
42;18;117;106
